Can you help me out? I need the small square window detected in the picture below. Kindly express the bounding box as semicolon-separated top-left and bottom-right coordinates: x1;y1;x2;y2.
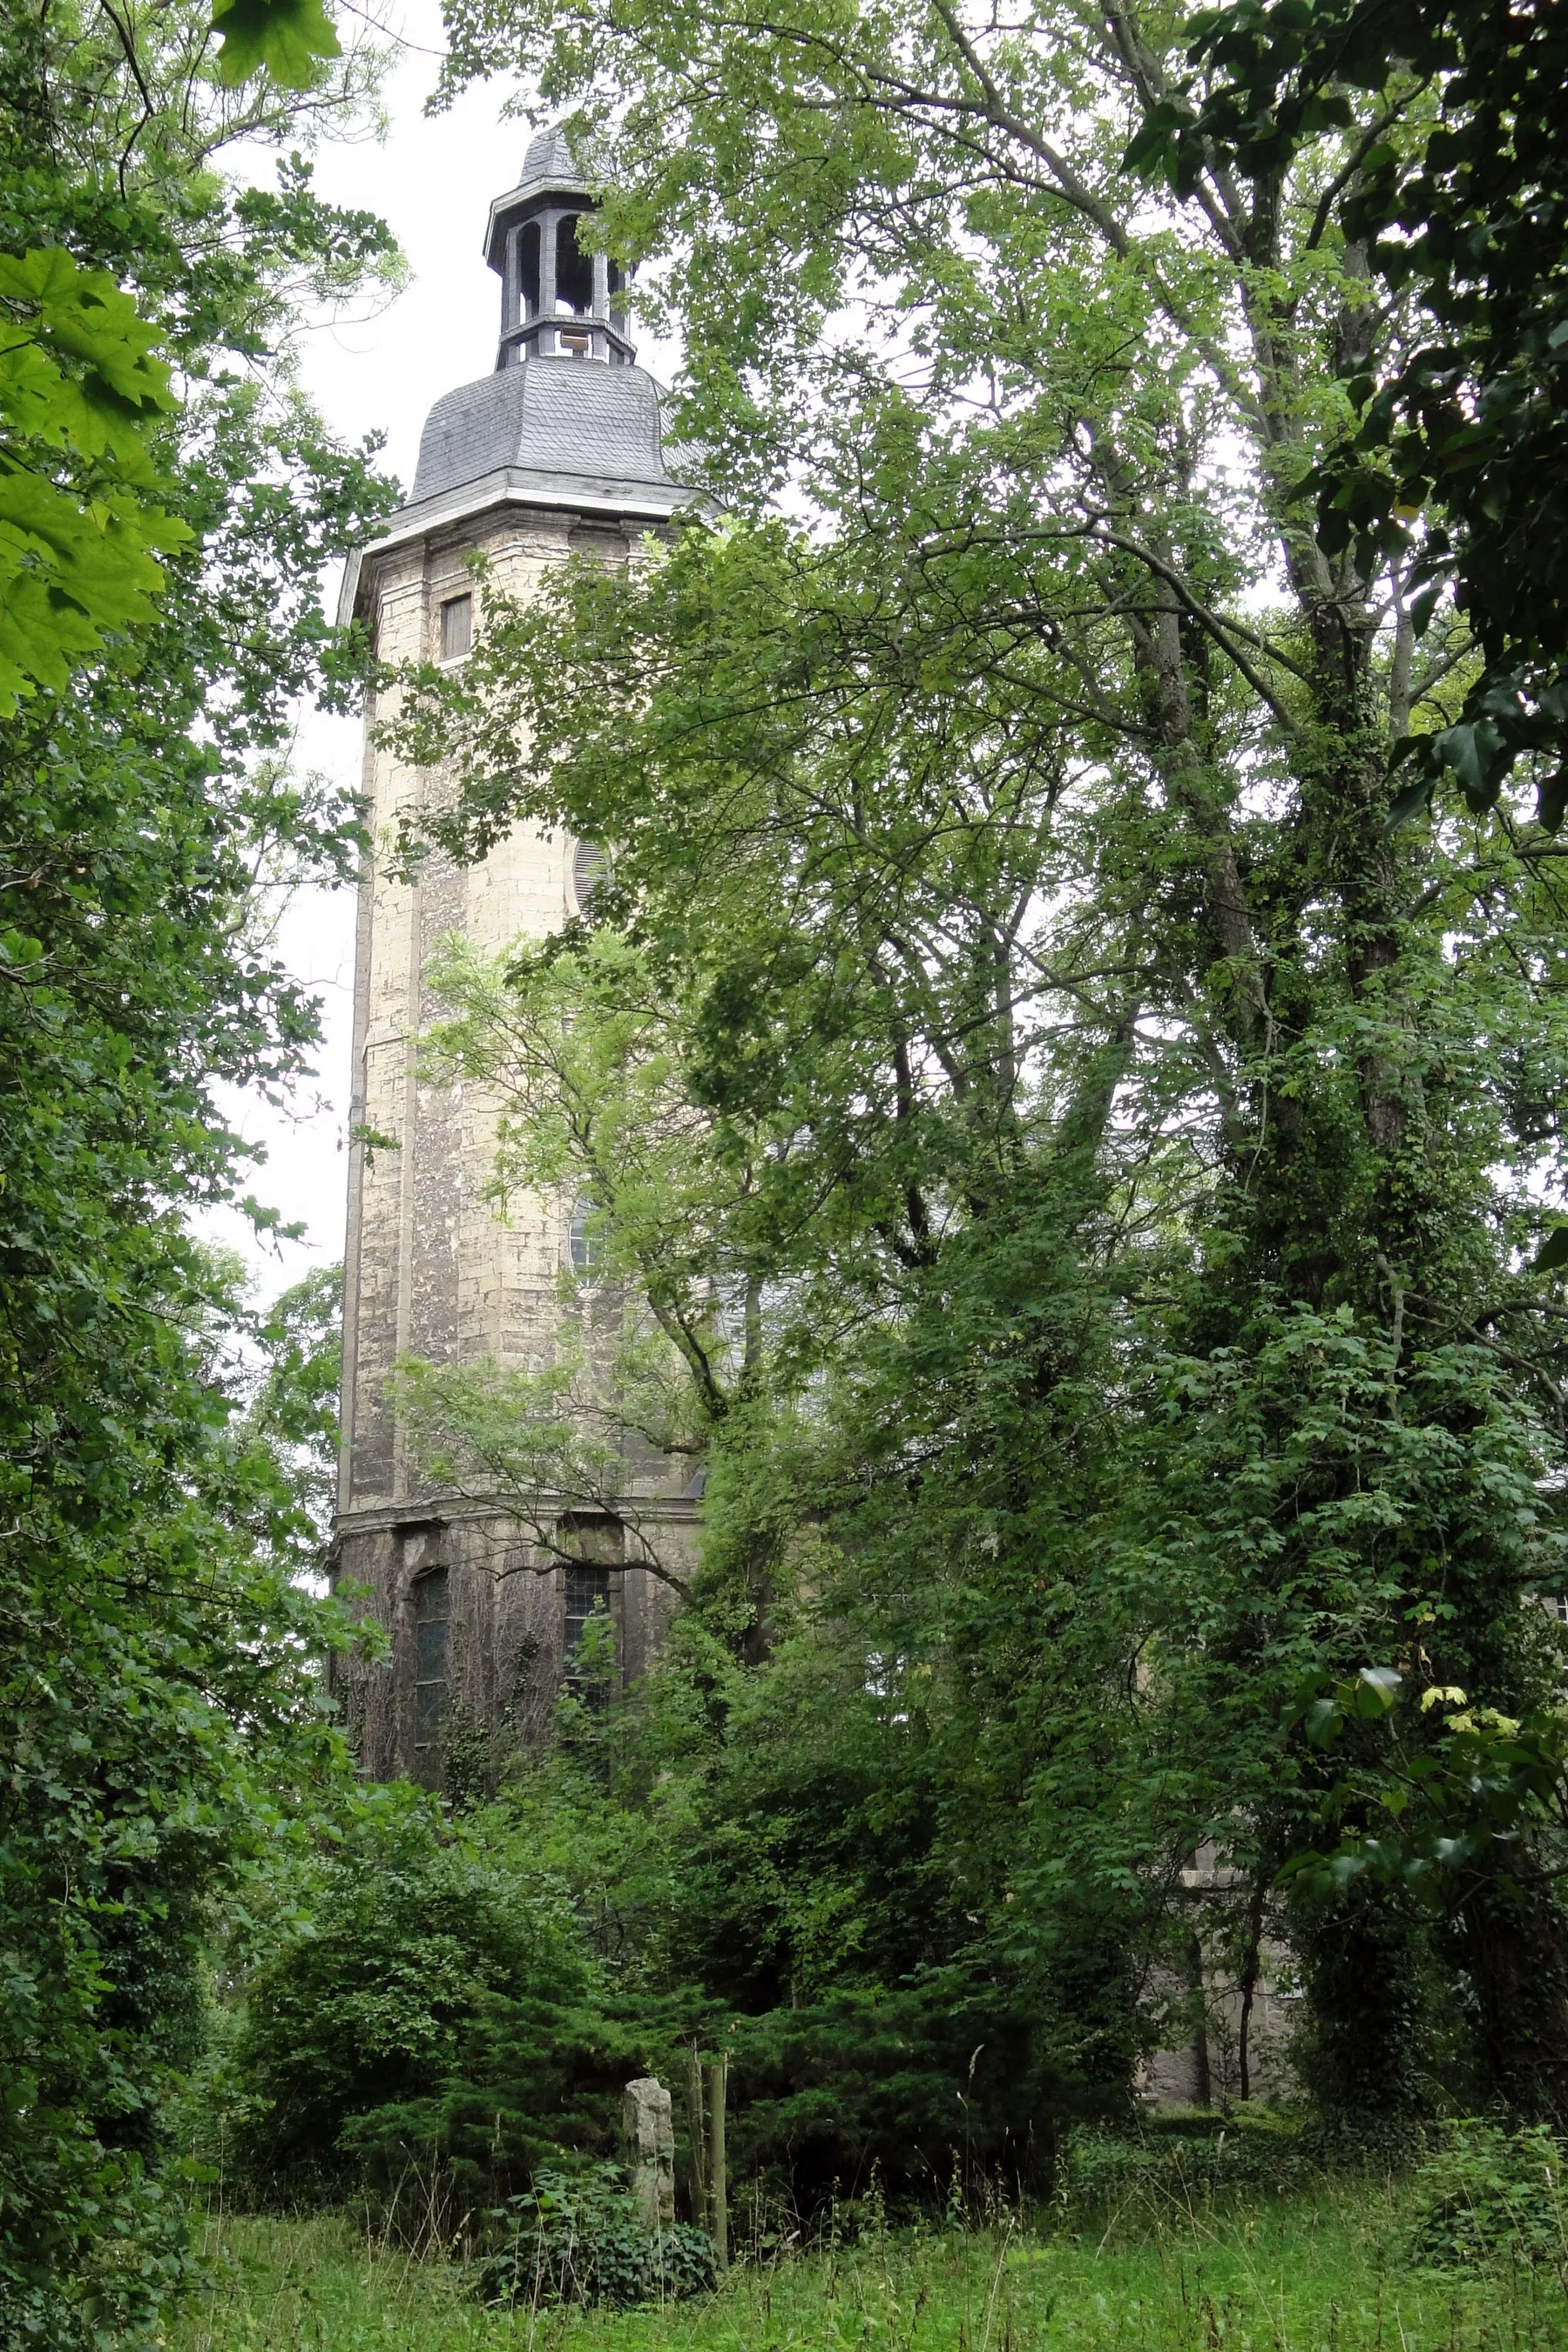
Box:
440;593;472;661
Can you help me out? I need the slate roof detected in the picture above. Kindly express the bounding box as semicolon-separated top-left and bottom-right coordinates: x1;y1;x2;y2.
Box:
410;355;675;505
516;124;588;195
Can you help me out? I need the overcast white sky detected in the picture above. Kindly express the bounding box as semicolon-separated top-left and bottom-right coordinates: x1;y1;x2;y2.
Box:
200;4;678;1301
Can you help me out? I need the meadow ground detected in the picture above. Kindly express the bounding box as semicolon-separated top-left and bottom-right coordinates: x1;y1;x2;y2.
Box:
175;2178;1568;2352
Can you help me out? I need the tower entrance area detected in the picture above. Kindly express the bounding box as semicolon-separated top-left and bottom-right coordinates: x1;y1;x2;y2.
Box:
330;130;703;1787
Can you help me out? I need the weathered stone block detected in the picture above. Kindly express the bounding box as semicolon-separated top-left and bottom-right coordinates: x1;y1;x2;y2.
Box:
621;2075;675;2232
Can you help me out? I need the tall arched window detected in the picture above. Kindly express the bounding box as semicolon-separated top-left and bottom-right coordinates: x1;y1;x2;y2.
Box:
413;1566;449;1760
569;1194;600;1274
562;1517;621;1700
555;211;594;314
564;1558;612;1670
518;219;541;318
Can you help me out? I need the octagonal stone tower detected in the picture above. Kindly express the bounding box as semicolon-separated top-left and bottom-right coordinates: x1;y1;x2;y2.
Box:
331;129;704;1785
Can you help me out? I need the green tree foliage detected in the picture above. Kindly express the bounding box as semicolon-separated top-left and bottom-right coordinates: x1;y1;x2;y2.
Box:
0;3;396;2339
1130;0;1568;823
225;1659;1112;2213
0;245;186;706
234;1264;348;1574
211;0;342;90
373;0;1568;2150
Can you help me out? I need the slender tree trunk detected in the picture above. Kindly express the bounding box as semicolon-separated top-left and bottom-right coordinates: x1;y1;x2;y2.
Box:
1186;1933;1213;2108
1236;1868;1268;2105
706;2055;728;2267
687;2043;708;2232
1456;1878;1568;2126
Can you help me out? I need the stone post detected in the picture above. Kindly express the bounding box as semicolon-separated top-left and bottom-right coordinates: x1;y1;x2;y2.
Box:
622;2076;675;2233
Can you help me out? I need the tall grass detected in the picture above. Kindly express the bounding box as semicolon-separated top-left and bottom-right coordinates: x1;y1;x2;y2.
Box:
174;2176;1568;2352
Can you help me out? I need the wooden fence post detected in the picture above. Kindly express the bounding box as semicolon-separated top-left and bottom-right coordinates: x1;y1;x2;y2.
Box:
686;2041;708;2233
706;2052;728;2269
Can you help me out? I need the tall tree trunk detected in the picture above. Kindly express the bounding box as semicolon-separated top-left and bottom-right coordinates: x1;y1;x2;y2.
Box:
1456;1876;1568;2126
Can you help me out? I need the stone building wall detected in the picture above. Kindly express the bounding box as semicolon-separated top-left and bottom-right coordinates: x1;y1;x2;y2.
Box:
1136;1844;1298;2107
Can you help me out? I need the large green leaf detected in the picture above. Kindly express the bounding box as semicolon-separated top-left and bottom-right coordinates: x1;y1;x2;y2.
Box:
0;250;189;709
210;0;341;86
1533;1224;1568;1274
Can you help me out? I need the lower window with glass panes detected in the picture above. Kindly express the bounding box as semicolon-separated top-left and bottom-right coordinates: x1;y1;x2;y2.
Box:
561;1518;621;1701
412;1565;450;1776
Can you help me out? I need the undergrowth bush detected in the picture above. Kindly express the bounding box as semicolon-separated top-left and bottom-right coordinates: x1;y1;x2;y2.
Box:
723;1976;1115;2211
1064;2108;1312;2217
1408;2120;1568;2271
226;1792;633;2207
476;2166;717;2307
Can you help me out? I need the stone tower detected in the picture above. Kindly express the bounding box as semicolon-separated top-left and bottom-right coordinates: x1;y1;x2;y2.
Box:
331;129;703;1784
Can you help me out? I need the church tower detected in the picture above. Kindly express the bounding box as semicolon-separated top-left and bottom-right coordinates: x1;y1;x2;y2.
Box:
332;130;702;1785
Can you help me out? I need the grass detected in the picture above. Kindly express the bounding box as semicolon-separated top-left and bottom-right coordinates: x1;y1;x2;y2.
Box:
174;2180;1568;2352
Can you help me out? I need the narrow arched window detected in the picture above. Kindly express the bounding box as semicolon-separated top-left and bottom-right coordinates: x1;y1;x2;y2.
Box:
561;1517;621;1701
518;220;542;319
555;210;594;314
413;1566;449;1755
564;1558;612;1669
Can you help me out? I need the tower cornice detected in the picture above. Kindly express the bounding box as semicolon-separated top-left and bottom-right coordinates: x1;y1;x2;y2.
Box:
336;463;701;629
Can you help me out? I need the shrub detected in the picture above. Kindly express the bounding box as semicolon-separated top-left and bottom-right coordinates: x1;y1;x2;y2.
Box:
721;1974;1115;2212
230;1791;626;2203
1064;2109;1311;2216
1408;2120;1568;2270
476;2166;716;2308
